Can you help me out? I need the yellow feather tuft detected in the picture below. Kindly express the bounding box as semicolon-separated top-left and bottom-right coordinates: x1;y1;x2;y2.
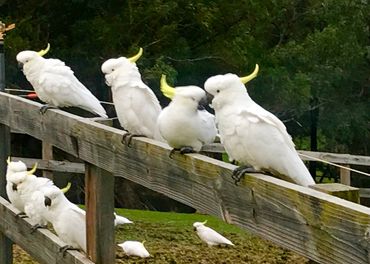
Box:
37;43;50;57
160;74;176;99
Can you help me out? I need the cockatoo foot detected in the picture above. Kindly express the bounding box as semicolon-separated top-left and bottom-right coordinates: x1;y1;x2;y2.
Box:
179;146;195;154
232;166;258;185
169;148;179;158
59;245;79;257
30;224;46;234
169;147;195;158
121;133;145;147
40;104;57;114
16;212;28;218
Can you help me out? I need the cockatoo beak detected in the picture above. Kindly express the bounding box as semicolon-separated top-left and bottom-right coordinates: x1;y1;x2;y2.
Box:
205;92;214;105
27;163;38;175
61;182;72;194
6;156;11;164
160;74;176;99
128;47;143;63
198;96;209;110
37;43;50;57
239;64;259;84
17;62;24;70
12;183;17;191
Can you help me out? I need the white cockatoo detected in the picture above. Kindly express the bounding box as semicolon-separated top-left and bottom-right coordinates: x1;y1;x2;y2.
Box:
7;162;56;230
42;185;87;253
157;75;217;155
101;48;163;144
24;182;71;232
114;212;133;225
6;157;28;214
6;157;27;176
16;44;107;117
118;241;150;258
204;65;315;187
193;220;234;247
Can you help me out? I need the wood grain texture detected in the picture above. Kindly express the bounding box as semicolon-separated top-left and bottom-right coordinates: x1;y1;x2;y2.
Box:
11;157;85;173
201;143;370;166
0;197;93;264
310;183;360;203
42;142;54;180
340;165;351;185
2;93;370;264
0;122;12;264
85;163;115;263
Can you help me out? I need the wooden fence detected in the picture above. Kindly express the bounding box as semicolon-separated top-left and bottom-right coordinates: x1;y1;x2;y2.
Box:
1;92;370;264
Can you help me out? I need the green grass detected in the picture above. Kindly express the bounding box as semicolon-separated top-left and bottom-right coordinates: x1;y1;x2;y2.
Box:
15;208;308;263
113;208;307;264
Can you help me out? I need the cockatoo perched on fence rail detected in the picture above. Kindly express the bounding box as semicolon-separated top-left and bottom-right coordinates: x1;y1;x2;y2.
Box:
204;64;315;187
193;220;234;247
101;48;163;145
6;157;28;215
157;75;217;156
42;184;87;253
25;182;71;233
16;44;107;118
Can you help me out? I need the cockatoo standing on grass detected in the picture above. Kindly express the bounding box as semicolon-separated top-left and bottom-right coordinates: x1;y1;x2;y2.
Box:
118;241;150;258
204;65;315;187
16;44;107;118
101;48;163;145
114;212;133;225
157;75;217;156
193;220;234;247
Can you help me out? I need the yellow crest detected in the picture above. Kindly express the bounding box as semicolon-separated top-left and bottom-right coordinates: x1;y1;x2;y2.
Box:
160;74;176;99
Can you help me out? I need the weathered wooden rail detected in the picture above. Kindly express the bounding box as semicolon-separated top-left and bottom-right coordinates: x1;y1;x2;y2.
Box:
1;92;370;264
202;144;370;186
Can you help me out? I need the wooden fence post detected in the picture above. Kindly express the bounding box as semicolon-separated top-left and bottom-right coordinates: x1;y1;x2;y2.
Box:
85;163;115;263
42;142;54;180
0;38;13;264
340;165;351;186
310;183;360;204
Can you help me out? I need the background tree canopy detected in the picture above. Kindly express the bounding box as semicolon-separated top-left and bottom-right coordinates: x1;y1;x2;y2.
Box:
2;0;369;156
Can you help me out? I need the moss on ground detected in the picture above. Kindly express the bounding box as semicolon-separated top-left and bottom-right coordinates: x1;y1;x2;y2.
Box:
14;208;308;263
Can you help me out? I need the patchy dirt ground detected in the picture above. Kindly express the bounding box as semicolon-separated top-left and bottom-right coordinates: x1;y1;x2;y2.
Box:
13;209;308;263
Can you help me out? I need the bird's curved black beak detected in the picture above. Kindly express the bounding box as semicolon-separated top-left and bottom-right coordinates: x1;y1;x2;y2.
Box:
12;183;17;191
198;93;214;110
44;196;52;207
17;62;24;70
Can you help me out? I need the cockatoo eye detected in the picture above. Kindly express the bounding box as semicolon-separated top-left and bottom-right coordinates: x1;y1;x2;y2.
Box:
216;90;220;93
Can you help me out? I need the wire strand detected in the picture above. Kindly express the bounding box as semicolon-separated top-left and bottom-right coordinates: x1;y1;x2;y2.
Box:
299;153;370;177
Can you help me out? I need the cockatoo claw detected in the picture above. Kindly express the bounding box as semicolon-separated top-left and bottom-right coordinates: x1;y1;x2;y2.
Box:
179;146;195;154
169;148;178;159
16;212;28;218
59;245;79;257
169;147;195;158
40;104;57;115
121;133;145;147
30;224;46;234
232;166;257;185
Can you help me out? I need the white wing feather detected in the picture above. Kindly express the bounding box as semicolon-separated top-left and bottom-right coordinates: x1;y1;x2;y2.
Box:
112;83;161;138
196;225;234;246
38;64;107;117
220;107;314;186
